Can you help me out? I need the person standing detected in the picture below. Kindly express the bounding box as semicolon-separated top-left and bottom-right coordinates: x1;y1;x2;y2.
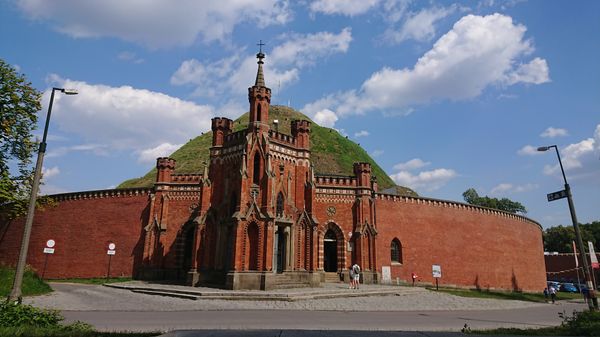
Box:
549;285;557;304
543;287;549;302
348;267;355;289
351;263;361;290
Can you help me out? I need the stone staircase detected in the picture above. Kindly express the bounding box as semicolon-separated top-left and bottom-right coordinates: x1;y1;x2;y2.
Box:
271;273;311;290
324;272;342;283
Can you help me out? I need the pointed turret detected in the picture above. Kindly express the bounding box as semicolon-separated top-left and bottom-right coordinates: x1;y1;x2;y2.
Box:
248;41;271;132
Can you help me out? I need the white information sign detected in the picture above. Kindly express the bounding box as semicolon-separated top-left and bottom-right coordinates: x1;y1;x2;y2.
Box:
381;266;391;284
432;264;442;278
107;250;116;255
43;247;55;254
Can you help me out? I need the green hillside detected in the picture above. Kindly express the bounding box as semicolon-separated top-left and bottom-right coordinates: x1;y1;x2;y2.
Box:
119;105;415;195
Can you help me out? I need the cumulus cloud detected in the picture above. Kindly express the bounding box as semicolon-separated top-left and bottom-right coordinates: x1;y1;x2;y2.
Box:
517;145;544;156
46;143;109;158
390;168;457;192
354;130;370;137
117;51;144;64
171;28;352;101
383;5;456;44
313;109;338;128
16;0;290;48
393;158;430;171
138;142;183;164
490;183;538;195
41;166;60;179
371;149;384;157
309;0;380;16
541;127;568;138
45;75;214;156
390;158;456;191
543;134;597;176
304;13;549;117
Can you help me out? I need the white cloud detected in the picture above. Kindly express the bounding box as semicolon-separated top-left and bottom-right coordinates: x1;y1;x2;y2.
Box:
490;183;538;195
540;127;568;138
354;130;370;137
371;149;384;157
138;142;183;164
45;75;214;156
41;166;60;179
305;13;549;117
309;0;380;16
16;0;290;48
46;143;110;158
313;109;338;128
505;57;550;85
384;5;456;44
390;168;457;192
117;51;144;64
393;158;430;171
540;125;600;182
517;145;544;156
171;28;352;101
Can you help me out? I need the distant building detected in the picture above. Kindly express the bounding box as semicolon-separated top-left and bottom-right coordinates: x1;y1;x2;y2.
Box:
0;49;547;291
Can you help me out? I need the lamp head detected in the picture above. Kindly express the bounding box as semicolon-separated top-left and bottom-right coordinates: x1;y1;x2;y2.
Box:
537;146;550;152
62;89;78;95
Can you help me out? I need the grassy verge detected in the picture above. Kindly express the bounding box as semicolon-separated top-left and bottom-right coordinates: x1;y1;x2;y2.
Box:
0;327;161;337
469;310;600;336
50;277;131;285
428;287;583;302
0;265;52;297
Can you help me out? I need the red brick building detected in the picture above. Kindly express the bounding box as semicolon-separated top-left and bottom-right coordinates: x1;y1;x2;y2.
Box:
0;52;547;291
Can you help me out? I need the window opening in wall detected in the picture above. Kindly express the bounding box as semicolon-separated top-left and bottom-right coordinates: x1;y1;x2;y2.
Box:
391;238;402;263
276;192;284;217
253;153;260;185
257;103;262;122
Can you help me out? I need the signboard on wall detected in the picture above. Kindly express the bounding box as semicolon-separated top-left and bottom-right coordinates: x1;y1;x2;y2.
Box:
432;264;442;278
381;266;391;284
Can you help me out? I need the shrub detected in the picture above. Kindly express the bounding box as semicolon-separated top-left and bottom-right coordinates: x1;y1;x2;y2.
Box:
0;301;63;328
559;310;600;336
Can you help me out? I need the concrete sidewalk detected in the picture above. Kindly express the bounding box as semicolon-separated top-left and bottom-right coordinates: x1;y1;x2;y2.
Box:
104;280;420;301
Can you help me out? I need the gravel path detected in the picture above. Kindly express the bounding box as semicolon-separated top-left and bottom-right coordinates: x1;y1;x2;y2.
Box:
24;282;548;312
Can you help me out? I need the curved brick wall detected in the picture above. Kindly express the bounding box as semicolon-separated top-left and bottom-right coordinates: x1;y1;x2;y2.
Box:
374;194;546;292
0;189;150;279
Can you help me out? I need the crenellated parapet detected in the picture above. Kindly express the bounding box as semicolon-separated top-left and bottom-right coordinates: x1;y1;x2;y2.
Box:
171;173;203;184
375;193;542;229
49;187;152;201
156;157;176;183
291;120;310;149
211;117;233;147
315;174;357;187
268;130;296;146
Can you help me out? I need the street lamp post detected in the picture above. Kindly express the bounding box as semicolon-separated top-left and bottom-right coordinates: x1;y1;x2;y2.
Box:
538;145;598;310
8;87;77;302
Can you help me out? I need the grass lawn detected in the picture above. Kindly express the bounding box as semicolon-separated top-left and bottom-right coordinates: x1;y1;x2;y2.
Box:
428;287;583;302
50;277;131;285
0;327;161;337
0;266;52;297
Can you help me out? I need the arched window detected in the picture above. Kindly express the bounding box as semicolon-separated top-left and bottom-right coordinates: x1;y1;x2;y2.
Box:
391;238;402;263
276;192;284;217
253;152;260;185
247;222;259;270
256;103;262;122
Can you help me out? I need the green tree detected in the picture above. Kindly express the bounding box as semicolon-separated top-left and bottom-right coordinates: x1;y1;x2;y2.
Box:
462;188;527;214
0;59;42;221
543;223;596;253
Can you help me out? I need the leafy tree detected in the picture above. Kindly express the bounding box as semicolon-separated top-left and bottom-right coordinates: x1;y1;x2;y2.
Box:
543;222;599;253
462;188;527;214
0;59;42;221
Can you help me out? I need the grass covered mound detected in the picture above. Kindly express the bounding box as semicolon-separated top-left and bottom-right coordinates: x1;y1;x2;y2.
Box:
0;265;52;297
119;105;415;195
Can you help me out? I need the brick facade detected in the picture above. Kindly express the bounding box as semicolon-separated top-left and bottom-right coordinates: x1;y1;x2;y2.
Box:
0;52;547;291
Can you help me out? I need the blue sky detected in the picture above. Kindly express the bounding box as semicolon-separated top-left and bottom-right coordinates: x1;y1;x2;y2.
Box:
1;0;599;229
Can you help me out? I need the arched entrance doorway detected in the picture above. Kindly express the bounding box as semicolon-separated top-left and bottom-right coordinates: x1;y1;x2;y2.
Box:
323;229;338;272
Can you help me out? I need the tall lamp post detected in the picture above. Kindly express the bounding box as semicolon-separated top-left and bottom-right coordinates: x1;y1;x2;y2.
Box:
8;87;78;302
538;145;598;310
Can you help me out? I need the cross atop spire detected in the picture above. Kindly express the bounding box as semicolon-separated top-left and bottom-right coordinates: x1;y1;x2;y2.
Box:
255;40;266;87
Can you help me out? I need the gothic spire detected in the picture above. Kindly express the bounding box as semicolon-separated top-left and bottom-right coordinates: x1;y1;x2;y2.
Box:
255;40;266;87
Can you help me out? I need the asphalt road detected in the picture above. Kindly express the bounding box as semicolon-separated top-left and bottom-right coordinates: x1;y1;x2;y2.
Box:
62;302;584;333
